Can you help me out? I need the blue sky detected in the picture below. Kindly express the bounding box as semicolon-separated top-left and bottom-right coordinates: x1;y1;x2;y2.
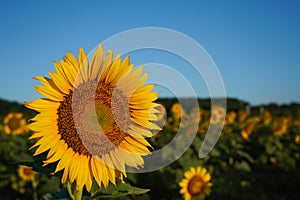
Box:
0;0;299;105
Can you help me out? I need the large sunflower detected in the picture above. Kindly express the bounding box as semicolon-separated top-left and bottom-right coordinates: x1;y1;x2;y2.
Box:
25;44;160;191
179;166;212;200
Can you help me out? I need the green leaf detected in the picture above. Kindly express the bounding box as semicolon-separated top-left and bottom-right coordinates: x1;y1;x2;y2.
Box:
234;161;251;172
236;150;255;163
40;187;70;200
90;181;149;199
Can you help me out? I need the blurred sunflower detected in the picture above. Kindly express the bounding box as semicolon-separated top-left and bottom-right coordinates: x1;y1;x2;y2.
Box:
225;111;236;125
240;117;260;140
241;126;252;140
210;105;225;124
262;110;272;125
181;107;201;136
171;102;185;120
3;113;29;135
238;110;247;122
273;117;290;136
17;165;35;181
190;107;201;123
179;166;212;200
295;135;300;144
25;45;160;191
154;103;166;128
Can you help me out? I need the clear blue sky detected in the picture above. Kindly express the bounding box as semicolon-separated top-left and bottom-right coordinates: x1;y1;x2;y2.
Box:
0;0;299;105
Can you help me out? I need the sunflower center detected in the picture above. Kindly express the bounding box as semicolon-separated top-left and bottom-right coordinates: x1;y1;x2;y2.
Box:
57;79;130;157
81;100;114;134
8;118;21;130
187;175;205;196
23;167;34;177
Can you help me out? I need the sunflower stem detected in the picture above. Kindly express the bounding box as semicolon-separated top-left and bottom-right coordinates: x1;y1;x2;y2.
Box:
31;177;38;200
67;182;74;199
73;188;83;200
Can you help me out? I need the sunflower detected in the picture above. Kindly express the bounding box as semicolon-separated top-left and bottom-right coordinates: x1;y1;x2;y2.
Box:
225;111;236;125
262;110;272;125
210;105;225;124
295;135;300;144
240;117;260;140
179;166;212;200
171;102;186;120
25;44;161;192
17;165;36;181
3;113;29;135
273;117;290;136
238;110;247;122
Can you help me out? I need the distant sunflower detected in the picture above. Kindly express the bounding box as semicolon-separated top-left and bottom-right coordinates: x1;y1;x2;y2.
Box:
171;102;186;120
238;110;247;122
240;117;260;140
210;105;225;124
262;111;272;125
179;166;212;200
295;135;300;144
17;165;35;181
274;118;289;136
25;45;160;191
3;113;29;135
225;111;236;125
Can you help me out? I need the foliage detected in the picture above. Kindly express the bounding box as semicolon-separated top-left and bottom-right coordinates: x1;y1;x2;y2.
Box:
0;98;300;199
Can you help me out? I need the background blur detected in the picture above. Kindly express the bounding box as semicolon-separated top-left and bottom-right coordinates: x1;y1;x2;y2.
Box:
0;0;300;105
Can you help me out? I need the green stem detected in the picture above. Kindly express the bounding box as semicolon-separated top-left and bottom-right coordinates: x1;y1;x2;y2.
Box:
67;182;74;200
31;178;38;200
73;188;83;200
66;182;83;200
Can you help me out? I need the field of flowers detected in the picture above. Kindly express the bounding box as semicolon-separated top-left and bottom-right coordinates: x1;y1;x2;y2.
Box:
0;98;300;199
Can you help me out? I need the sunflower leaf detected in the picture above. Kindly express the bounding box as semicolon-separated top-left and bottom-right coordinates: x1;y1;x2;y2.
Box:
90;181;149;198
40;187;69;200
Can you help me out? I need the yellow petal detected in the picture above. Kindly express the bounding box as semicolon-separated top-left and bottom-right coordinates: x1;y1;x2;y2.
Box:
76;155;88;190
60;59;78;86
48;71;71;94
129;125;153;137
44;140;66;165
54;146;73;173
65;52;79;70
124;73;148;97
85;157;93;192
53;61;73;88
110;149;125;173
131;84;155;96
117;66;144;90
110;57;134;86
89;44;104;80
25;98;60;112
34;86;63;102
131;91;158;102
102;154;116;185
99;50;113;81
33;134;60;155
124;136;151;152
69;153;80;183
78;48;89;83
30;111;57;122
104;54;121;84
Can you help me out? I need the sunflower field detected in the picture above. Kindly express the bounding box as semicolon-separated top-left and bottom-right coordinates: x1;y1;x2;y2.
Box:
0;97;299;200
